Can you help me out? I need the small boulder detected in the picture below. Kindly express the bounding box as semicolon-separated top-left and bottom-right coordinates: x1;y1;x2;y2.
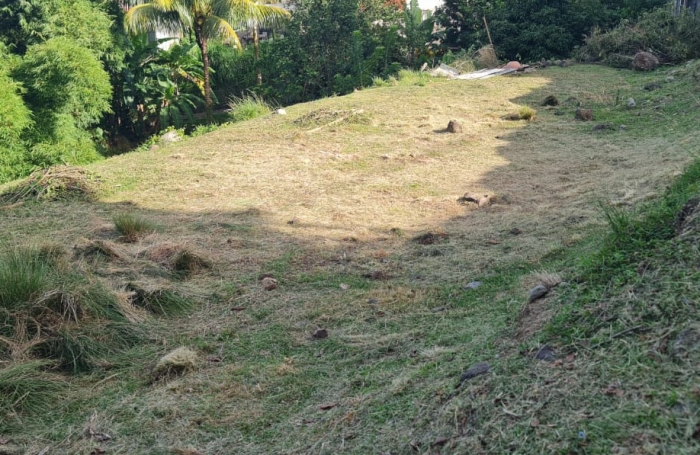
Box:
447;120;463;133
633;51;659;71
457;362;490;386
534;345;557;362
542;95;559;106
575;109;593;121
261;277;279;291
528;285;549;302
627;98;636;108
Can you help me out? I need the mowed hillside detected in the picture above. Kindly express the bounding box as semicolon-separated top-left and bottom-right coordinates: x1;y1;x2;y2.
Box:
2;64;700;454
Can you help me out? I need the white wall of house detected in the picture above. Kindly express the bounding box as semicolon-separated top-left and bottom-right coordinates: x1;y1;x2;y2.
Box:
415;0;442;11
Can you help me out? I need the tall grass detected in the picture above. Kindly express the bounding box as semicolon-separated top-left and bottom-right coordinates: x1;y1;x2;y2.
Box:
228;93;273;122
113;213;157;243
0;245;141;372
0;361;64;416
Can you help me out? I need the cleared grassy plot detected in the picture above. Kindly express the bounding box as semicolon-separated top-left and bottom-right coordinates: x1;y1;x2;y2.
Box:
1;64;699;454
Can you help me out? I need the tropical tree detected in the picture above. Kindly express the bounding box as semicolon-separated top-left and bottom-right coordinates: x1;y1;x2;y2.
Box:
124;0;290;115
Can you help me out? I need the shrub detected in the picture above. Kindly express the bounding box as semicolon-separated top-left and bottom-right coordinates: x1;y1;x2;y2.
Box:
577;8;700;65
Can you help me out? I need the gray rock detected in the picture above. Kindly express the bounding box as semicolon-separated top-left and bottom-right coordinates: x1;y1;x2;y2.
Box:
464;281;482;290
458;362;490;385
534;345;557;362
447;120;463;133
275;108;287;115
666;75;675;82
528;285;549;302
627;98;636;108
619;125;627;131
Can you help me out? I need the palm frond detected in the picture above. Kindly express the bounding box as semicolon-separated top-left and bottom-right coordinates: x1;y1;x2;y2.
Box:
125;3;184;35
203;15;242;49
213;0;290;27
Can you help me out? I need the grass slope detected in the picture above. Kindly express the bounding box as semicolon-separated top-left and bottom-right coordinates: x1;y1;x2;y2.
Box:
1;64;699;454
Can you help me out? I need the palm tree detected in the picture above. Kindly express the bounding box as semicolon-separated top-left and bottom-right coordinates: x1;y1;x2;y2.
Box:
124;0;289;115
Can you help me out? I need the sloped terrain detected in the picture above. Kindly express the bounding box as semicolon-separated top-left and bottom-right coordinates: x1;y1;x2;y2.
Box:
1;64;699;454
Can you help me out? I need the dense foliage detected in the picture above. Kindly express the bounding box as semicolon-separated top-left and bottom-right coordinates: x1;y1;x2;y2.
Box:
0;0;690;184
434;0;669;61
577;7;700;64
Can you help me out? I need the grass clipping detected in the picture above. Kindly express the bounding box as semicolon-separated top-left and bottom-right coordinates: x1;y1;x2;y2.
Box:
1;166;98;205
152;347;198;380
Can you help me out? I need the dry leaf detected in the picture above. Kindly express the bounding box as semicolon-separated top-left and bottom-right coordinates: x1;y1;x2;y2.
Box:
318;403;337;410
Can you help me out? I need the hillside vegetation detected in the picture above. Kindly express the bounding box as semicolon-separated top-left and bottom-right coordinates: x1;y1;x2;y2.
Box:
1;63;700;454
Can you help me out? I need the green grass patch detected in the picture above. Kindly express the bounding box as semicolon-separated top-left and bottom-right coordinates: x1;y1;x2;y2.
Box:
113;213;157;243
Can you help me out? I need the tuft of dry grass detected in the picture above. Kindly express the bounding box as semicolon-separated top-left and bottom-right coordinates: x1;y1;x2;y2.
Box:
152;346;198;380
475;45;499;69
0;166;97;205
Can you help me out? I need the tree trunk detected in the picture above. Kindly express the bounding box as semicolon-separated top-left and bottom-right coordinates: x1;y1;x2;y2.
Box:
254;23;262;85
195;28;212;119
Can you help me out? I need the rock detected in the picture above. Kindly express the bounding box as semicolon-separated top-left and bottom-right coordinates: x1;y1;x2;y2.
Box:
458;362;490;385
510;227;522;235
592;123;613;132
447;120;463;133
463;281;482;290
312;328;329;339
553;60;562;66
627;98;636;108
502;112;522;121
534;345;557;362
367;298;379;305
644;82;663;91
458;193;492;207
619;124;627;131
542;95;559;106
160;130;182;144
575;109;593;121
431;306;446;313
671;327;700;358
261;277;278;291
633;51;659;71
528;285;549;302
275;108;287;115
666;75;675;82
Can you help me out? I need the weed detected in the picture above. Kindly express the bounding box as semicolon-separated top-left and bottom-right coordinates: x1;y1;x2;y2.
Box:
113;213;157;243
228;93;273;122
518;106;537;121
396;69;431;86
